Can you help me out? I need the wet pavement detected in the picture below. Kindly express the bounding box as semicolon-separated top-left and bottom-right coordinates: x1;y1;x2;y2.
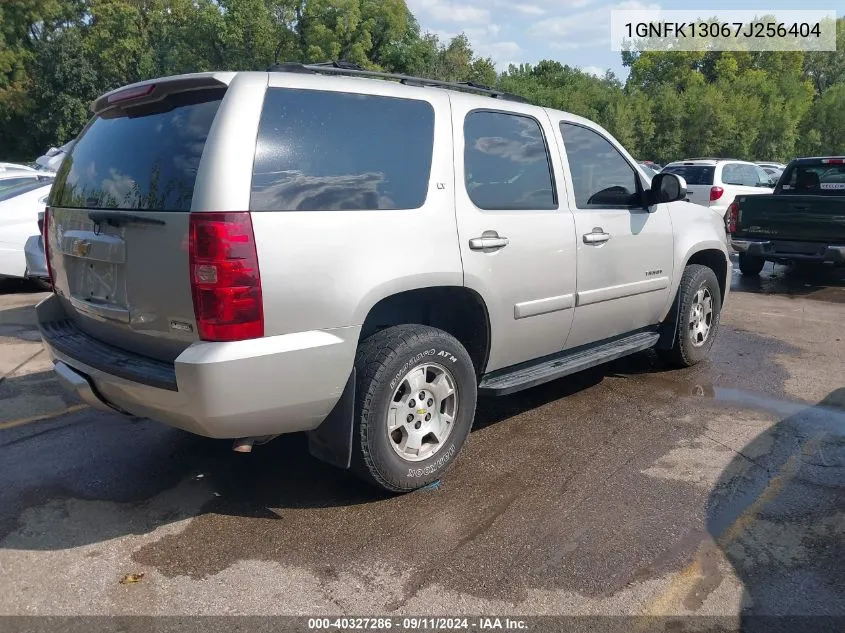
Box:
0;262;842;617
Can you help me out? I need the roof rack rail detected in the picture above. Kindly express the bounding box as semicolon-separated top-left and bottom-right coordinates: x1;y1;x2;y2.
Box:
267;61;529;103
682;157;742;162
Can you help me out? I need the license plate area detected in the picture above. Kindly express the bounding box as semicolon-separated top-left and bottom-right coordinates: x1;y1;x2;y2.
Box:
60;230;129;323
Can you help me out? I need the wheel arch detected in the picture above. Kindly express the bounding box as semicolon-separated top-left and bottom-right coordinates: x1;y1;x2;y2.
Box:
359;286;492;378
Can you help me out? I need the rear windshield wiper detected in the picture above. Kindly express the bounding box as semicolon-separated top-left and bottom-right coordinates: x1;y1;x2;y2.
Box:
87;210;166;227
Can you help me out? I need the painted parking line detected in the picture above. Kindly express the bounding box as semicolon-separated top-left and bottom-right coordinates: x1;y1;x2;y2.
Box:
0;404;88;431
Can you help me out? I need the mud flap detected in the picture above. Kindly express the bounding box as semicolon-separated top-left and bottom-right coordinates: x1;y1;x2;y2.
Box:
307;369;356;470
656;289;682;351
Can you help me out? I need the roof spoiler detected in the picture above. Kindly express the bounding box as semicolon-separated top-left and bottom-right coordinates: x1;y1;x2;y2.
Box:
92;73;236;115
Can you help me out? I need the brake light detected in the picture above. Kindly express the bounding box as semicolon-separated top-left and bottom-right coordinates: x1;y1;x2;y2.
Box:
43;207;54;290
821;158;844;164
726;201;739;234
189;212;263;342
710;186;724;202
107;84;155;104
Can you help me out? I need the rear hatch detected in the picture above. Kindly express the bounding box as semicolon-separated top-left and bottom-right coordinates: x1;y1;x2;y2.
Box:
735;194;845;242
662;164;715;206
735;159;845;242
46;80;228;362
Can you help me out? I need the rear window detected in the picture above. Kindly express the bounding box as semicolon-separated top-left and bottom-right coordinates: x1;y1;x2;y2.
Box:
780;162;845;195
51;88;226;212
251;88;434;211
662;165;714;186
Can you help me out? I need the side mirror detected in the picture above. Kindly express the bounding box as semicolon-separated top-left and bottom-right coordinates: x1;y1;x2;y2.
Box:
649;172;687;205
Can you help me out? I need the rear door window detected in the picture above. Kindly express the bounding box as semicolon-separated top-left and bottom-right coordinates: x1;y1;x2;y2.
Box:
51;88;226;212
464;112;557;210
662;165;714;186
251;88;435;211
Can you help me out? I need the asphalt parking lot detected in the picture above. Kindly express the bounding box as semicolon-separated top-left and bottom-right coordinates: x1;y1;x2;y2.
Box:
0;261;843;619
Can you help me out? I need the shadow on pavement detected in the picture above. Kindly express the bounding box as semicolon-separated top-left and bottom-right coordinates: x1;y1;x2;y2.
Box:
0;351;652;552
0;279;45;295
706;387;845;624
731;260;845;304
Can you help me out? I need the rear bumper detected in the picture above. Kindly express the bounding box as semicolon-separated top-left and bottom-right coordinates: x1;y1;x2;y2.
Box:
24;235;48;280
731;239;845;263
36;294;360;438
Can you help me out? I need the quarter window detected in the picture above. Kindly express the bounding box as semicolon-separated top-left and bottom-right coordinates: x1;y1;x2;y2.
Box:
463;111;556;210
560;123;640;208
251;88;435;211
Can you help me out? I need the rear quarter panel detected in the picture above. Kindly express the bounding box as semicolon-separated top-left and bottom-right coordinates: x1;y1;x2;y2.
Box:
206;73;463;337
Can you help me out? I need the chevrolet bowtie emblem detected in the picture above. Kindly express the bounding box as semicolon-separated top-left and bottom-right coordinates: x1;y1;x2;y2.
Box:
71;239;92;257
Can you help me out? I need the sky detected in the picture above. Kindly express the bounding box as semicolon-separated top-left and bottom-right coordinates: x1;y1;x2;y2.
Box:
407;0;839;79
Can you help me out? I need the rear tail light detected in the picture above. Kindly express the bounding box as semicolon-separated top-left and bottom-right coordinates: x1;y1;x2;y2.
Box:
821;158;844;164
189;212;263;342
726;201;739;234
709;186;724;202
43;207;55;290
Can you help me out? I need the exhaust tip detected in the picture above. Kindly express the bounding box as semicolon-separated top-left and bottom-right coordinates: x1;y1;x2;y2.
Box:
232;435;279;453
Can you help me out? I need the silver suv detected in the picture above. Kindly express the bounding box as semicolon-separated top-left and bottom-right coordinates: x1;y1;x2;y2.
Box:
38;64;730;491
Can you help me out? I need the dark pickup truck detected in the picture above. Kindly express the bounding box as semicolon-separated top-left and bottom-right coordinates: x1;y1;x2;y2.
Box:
728;156;845;275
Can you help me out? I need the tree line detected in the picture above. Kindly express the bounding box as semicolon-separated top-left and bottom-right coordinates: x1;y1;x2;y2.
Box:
1;1;843;163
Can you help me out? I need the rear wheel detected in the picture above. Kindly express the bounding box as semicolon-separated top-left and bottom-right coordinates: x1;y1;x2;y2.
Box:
738;253;765;276
658;264;722;368
352;325;477;492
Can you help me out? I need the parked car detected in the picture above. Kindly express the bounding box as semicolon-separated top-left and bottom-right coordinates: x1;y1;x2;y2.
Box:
729;156;845;275
24;210;49;284
0;170;52;193
756;161;787;171
38;65;730;492
35;140;75;173
640;160;663;171
638;162;660;179
0;162;36;173
0;181;53;280
662;159;774;217
761;166;784;181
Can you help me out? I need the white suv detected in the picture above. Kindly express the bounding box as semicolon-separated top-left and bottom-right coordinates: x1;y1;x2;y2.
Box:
38;64;730;492
662;159;774;217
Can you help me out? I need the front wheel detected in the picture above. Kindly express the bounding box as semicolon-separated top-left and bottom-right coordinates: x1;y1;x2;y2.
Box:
658;264;723;368
352;325;477;492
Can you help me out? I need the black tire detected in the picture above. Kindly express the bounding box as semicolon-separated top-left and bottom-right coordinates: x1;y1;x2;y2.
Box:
738;253;765;276
352;325;477;492
658;264;723;368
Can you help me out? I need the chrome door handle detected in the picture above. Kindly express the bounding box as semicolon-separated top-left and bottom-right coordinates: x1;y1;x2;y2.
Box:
469;233;509;251
583;228;611;244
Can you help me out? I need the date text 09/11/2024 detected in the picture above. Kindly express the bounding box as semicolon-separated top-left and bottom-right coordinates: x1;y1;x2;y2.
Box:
624;21;822;39
307;618;529;630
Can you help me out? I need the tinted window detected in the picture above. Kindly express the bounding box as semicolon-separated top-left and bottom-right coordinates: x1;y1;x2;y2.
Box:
780;162;845;195
464;111;556;210
52;89;225;211
663;165;714;185
251;89;434;211
721;163;763;187
560;123;639;208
